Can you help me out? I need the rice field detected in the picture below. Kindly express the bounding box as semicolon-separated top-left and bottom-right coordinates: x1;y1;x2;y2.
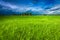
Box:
0;15;60;40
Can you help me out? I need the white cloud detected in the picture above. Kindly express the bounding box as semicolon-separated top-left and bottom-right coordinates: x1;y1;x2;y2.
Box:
0;1;60;14
45;5;60;14
0;1;18;9
50;5;60;11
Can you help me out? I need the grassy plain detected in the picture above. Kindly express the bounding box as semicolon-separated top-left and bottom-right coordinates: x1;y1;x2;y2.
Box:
0;15;60;40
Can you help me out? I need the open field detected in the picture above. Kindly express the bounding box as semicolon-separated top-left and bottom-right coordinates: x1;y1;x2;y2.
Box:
0;15;60;40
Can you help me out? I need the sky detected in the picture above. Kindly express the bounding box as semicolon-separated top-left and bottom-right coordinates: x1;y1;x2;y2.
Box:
0;0;60;14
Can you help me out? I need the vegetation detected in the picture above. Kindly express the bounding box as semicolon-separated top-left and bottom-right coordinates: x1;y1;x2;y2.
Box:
0;15;60;40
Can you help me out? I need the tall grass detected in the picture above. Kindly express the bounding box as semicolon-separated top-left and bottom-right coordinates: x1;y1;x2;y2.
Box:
0;15;60;40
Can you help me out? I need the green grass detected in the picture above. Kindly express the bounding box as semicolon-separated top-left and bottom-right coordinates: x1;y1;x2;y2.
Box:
0;15;60;40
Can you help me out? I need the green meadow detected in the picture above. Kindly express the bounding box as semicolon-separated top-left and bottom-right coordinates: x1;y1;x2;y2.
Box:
0;15;60;40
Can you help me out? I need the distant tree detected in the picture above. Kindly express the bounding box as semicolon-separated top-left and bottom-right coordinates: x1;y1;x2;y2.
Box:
20;12;32;16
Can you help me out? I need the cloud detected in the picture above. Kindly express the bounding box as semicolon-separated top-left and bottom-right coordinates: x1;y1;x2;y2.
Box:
0;1;60;14
0;1;27;12
0;1;44;13
50;5;60;11
45;5;60;14
0;1;18;9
